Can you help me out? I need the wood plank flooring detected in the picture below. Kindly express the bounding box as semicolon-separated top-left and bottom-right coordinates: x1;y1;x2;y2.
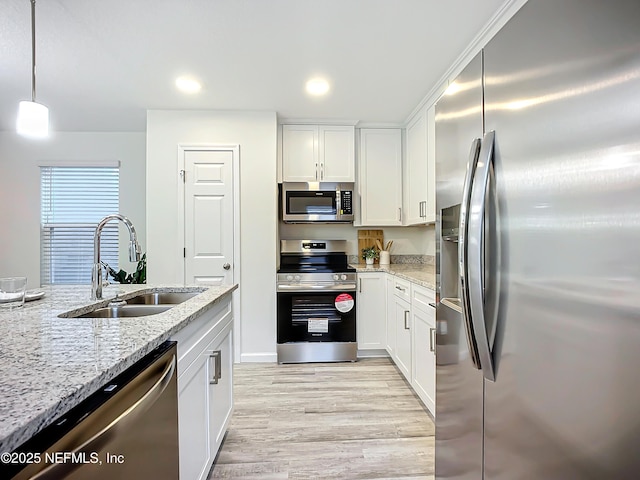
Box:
209;358;435;480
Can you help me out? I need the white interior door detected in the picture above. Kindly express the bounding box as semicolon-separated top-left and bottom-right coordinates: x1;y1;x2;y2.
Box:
183;148;234;286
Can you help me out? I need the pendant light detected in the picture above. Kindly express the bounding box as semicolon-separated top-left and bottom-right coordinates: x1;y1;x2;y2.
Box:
17;0;49;138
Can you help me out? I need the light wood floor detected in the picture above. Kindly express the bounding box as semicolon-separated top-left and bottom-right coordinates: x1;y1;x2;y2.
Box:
209;357;435;480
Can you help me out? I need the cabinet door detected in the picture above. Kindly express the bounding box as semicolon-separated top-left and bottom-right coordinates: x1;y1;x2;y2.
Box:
282;125;318;181
385;275;396;356
319;125;355;182
425;104;436;222
405;107;428;225
359;128;403;226
209;325;234;454
356;272;386;350
178;351;212;480
412;302;436;415
394;296;412;381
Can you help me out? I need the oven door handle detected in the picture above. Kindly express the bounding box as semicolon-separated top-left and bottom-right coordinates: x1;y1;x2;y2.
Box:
277;284;357;292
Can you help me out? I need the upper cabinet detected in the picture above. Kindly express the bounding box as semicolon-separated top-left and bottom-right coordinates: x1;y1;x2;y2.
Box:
358;128;403;226
282;125;355;182
404;104;435;225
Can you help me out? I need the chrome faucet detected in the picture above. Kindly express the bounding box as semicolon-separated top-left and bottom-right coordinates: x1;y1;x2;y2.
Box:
91;214;142;300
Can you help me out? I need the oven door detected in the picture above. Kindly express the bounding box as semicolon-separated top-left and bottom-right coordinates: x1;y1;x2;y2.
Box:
277;290;356;343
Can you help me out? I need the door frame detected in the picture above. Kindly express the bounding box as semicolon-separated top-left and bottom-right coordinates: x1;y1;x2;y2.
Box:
177;144;241;363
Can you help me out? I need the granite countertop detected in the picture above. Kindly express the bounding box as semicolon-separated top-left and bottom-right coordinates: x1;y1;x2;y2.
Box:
350;263;436;290
0;283;237;453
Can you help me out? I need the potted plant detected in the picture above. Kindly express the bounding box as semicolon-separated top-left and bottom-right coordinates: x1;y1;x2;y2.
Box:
361;246;379;266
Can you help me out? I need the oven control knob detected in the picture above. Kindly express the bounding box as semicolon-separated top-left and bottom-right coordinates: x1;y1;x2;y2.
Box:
332;274;339;281
340;274;347;281
286;275;293;281
294;275;301;281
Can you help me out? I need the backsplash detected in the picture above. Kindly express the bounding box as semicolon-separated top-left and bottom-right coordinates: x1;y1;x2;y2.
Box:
349;254;435;265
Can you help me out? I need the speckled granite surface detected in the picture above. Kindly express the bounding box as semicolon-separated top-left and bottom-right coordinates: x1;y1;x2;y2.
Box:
0;283;237;453
350;263;436;290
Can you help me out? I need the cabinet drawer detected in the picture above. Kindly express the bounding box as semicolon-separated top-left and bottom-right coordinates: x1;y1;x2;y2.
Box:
411;284;435;314
392;277;411;302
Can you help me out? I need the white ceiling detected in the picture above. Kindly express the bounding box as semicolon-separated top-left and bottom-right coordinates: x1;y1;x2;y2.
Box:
0;0;506;132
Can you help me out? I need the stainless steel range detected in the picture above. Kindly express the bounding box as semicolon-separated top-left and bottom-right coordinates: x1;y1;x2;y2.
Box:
277;240;357;363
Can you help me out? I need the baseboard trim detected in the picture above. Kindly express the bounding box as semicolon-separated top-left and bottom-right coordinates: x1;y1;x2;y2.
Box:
357;349;390;358
239;352;277;363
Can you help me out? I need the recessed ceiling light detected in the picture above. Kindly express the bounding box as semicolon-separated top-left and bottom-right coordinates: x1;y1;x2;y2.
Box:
305;78;330;96
175;76;202;94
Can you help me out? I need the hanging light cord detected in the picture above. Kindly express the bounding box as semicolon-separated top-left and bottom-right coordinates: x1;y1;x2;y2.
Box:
30;0;37;103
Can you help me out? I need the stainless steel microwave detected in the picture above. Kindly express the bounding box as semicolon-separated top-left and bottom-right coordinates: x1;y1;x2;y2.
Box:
282;182;354;223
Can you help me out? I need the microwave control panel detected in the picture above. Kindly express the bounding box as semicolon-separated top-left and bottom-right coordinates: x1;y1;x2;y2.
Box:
340;191;353;214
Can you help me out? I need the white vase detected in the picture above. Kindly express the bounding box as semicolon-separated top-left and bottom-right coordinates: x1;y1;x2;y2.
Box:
365;257;374;265
379;251;390;265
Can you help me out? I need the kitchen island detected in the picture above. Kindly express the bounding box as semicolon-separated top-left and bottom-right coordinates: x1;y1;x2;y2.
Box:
0;283;237;453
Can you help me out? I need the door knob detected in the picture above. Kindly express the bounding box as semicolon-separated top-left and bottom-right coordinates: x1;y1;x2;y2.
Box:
223;263;231;270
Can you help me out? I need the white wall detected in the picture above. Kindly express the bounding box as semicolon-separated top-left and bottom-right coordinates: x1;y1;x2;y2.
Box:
0;132;146;289
146;110;278;363
279;222;435;257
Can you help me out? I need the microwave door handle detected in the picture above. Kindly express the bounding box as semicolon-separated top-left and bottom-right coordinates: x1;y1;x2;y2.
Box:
459;138;483;370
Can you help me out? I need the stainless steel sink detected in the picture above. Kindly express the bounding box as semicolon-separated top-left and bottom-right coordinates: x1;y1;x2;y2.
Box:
74;305;172;318
124;292;198;305
58;289;203;319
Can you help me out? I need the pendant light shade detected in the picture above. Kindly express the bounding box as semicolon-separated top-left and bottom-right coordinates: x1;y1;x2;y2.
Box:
17;101;49;138
17;0;49;138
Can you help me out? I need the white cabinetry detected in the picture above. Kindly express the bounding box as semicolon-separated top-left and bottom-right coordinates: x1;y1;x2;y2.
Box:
357;128;403;226
392;277;412;380
356;272;386;351
385;274;396;356
411;284;436;414
282;125;354;182
404;105;435;225
173;297;234;480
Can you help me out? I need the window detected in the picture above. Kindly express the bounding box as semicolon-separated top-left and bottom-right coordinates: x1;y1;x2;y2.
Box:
40;166;120;285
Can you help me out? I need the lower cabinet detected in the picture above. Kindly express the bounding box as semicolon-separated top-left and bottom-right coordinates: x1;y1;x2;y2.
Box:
356;272;387;351
379;274;437;417
411;284;436;414
172;297;234;480
394;294;412;380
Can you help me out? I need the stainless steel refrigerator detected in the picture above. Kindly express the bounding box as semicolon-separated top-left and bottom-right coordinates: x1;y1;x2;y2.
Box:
435;1;640;478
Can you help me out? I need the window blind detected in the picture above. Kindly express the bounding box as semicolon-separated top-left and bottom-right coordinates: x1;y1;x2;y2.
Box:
40;166;120;285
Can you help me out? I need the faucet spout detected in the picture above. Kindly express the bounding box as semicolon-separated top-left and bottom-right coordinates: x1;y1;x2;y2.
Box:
91;214;142;300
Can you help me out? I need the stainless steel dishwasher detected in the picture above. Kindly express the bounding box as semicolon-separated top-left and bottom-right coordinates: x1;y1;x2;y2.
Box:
6;341;179;479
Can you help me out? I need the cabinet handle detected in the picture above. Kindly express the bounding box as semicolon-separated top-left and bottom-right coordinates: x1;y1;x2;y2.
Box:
395;285;405;292
398;207;402;222
315;163;318;181
404;310;410;330
419;201;423;218
320;162;324;180
359;278;362;293
209;350;221;384
428;302;437;308
429;327;436;352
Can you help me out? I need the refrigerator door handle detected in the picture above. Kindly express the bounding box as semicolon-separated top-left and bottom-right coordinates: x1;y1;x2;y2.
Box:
468;130;499;382
459;138;483;370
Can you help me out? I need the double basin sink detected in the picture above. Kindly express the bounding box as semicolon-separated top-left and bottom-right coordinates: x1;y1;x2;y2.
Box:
59;291;200;319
